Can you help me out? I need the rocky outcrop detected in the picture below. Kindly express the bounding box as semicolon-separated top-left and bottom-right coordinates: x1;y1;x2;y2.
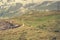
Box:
0;20;20;30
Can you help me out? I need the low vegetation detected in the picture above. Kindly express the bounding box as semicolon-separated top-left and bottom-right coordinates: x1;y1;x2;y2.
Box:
0;10;60;40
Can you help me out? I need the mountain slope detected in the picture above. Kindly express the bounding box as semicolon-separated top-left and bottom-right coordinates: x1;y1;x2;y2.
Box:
0;10;60;40
0;3;23;18
25;1;60;11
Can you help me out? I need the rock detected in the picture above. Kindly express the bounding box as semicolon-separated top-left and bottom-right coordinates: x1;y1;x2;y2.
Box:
54;30;60;32
52;37;56;40
0;20;20;30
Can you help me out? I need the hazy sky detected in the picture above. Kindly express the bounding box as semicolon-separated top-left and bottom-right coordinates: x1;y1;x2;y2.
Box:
15;0;60;4
2;0;60;3
0;0;60;5
2;0;59;5
15;0;60;3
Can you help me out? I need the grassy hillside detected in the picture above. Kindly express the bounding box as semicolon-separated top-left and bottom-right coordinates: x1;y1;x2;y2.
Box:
0;10;60;40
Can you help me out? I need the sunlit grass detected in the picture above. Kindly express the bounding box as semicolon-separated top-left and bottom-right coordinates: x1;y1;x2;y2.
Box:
0;11;60;40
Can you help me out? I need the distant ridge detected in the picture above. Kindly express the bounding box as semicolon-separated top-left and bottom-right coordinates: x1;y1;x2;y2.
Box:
25;1;60;11
0;1;60;18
